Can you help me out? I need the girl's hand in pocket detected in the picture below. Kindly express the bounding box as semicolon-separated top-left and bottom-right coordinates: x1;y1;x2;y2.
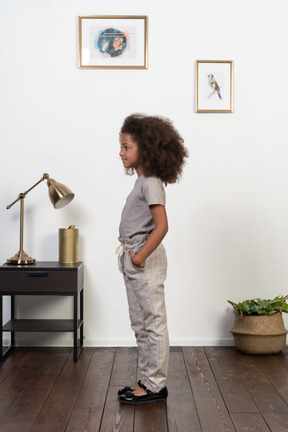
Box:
128;249;144;268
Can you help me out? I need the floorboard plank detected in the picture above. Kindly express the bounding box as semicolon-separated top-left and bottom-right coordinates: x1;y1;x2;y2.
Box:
0;348;71;432
0;348;49;424
205;347;259;413
99;386;135;432
66;347;115;432
228;350;271;390
71;347;115;409
30;348;94;432
183;347;236;432
250;389;288;432
167;350;202;432
110;346;138;388
275;350;288;370
0;348;27;385
229;349;288;432
255;354;288;405
134;403;168;432
230;413;270;432
65;408;104;432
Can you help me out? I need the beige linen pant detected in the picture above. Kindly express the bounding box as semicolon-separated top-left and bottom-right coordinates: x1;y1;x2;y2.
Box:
118;234;169;393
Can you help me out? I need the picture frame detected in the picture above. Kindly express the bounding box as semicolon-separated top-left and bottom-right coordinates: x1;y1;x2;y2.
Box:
196;60;234;113
78;15;148;69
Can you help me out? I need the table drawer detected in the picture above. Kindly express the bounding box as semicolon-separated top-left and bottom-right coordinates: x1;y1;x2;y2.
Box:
0;270;79;293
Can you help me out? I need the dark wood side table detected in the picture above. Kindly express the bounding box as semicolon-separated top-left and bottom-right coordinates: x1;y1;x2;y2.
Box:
0;261;84;362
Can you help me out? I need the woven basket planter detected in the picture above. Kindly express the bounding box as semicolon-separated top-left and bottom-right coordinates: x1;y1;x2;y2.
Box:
230;313;288;354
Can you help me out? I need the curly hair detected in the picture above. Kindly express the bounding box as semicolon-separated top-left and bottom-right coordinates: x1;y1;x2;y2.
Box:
120;114;188;184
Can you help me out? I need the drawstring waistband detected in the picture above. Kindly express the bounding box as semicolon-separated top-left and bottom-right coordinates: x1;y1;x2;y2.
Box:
116;234;149;272
115;243;124;271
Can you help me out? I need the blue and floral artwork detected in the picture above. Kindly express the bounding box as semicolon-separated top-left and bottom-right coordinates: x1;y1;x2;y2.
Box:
95;28;127;58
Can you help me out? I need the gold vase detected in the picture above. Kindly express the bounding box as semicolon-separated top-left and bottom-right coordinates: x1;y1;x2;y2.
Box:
59;226;79;264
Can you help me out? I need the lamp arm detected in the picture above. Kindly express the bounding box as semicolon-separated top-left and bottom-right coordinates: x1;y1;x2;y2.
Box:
6;173;50;210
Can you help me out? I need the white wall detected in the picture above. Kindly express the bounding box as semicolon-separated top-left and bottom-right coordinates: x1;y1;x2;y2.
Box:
1;0;288;347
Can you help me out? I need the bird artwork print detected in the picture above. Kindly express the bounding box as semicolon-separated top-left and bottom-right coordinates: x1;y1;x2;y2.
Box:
207;74;222;99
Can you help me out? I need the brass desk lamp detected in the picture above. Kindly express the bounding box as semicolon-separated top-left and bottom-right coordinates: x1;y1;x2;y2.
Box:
6;173;75;265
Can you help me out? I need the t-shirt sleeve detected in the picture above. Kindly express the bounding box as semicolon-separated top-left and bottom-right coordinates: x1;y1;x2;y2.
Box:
143;177;166;206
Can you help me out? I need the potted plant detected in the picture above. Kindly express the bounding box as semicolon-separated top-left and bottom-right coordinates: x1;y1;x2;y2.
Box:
228;295;288;354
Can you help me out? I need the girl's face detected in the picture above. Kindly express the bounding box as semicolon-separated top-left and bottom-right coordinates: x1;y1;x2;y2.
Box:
120;133;144;176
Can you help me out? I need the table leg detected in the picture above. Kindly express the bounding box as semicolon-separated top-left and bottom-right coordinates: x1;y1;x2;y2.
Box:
11;295;15;347
73;293;78;362
0;296;2;360
80;289;83;349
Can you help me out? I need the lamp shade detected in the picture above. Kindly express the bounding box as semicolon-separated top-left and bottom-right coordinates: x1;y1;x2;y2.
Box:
47;178;75;209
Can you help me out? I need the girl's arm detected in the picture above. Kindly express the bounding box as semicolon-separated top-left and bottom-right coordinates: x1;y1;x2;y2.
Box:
128;204;168;268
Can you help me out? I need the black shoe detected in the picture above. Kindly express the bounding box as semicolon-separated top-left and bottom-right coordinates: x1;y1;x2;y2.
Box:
119;385;168;405
117;380;143;396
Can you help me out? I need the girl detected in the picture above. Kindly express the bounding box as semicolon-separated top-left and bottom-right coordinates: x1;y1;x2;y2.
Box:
117;114;188;405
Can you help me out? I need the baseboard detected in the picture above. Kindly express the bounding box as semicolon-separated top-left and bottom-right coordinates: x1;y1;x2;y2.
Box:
83;338;235;347
9;334;234;347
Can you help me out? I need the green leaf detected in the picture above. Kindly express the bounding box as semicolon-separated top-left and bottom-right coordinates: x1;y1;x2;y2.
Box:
229;295;288;316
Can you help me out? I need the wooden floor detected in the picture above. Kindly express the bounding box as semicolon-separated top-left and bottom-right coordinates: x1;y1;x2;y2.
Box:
0;346;288;431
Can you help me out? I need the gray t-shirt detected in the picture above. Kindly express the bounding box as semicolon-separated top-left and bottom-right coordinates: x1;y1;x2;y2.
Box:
119;175;166;239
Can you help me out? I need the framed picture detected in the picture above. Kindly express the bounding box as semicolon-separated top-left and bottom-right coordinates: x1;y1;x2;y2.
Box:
78;15;148;69
196;60;234;113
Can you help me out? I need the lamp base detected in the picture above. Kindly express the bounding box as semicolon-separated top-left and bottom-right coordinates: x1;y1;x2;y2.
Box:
7;250;36;265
